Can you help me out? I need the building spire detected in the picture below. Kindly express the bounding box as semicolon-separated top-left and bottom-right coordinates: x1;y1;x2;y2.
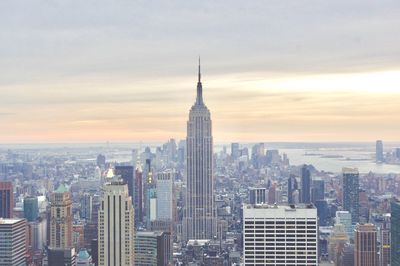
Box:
198;56;201;82
196;57;203;105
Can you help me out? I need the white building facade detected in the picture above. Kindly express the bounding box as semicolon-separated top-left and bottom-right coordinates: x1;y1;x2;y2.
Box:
243;204;318;265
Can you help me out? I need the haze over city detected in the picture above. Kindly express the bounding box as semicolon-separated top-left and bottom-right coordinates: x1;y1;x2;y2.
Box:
1;1;400;143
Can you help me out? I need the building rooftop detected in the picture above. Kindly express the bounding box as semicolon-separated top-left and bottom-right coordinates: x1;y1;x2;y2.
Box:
55;184;68;193
0;218;24;225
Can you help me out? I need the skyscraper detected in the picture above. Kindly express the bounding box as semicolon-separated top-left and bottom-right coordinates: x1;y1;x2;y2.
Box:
50;184;73;249
391;199;400;266
134;164;143;225
0;218;27;266
183;60;215;241
336;210;354;239
80;193;92;221
24;196;39;222
287;175;298;204
98;170;134;266
243;204;318;265
115;165;135;206
311;179;325;204
342;167;360;224
376;140;384;163
354;223;378;266
0;181;13;218
156;171;174;221
300;164;311;204
135;231;172;266
231;143;239;160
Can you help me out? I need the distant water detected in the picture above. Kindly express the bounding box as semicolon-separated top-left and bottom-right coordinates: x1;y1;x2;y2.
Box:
2;142;400;174
218;142;400;174
281;148;400;174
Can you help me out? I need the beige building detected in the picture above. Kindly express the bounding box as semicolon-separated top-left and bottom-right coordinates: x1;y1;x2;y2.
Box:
98;170;135;266
50;184;73;248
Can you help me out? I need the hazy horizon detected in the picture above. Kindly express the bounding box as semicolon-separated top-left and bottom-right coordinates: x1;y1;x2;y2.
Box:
1;1;400;143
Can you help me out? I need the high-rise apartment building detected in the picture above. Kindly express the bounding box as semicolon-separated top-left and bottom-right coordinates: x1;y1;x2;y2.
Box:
135;231;172;266
183;61;215;241
0;218;26;266
249;187;266;204
300;165;311;204
156;171;174;221
0;181;13;218
342;167;360;224
98;171;134;266
243;204;318;265
24;196;39;222
354;223;378;266
50;184;73;248
376;140;384;163
391;200;400;266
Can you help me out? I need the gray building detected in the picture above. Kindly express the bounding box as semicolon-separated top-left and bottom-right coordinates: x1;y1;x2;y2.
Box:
183;61;216;241
156;171;174;221
300;165;311;204
135;231;172;266
342;167;360;224
249;187;266;204
376;140;384;163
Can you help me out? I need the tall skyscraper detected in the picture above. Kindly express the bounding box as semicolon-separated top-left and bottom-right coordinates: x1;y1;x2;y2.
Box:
231;143;239;160
0;181;13;218
249;187;266;204
243;204;318;265
98;170;134;266
143;159;156;225
156;171;174;221
287;175;298;204
50;184;73;249
134;164;143;225
0;218;27;266
115;165;135;206
376;140;384;163
354;223;378;266
311;179;325;204
300;164;311;204
342;167;360;224
80;193;93;221
391;199;400;266
24;196;39;222
183;60;215;241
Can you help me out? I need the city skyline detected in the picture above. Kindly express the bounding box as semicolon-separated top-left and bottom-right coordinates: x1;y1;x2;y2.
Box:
1;1;400;143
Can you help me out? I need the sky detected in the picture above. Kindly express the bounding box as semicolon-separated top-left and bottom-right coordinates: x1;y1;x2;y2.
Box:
1;0;400;143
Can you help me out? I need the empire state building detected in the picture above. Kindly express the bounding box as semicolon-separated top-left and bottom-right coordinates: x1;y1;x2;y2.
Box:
183;60;216;241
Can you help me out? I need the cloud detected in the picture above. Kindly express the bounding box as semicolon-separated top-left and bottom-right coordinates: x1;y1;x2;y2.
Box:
0;1;400;142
